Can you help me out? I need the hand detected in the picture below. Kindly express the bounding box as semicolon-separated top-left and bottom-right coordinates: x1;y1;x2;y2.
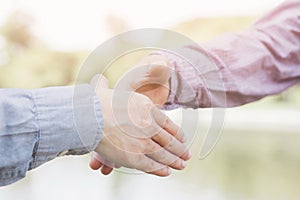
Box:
90;74;190;176
90;54;176;175
89;54;176;175
116;54;171;107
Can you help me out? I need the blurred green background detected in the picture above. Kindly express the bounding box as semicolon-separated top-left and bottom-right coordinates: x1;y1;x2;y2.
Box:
0;0;300;200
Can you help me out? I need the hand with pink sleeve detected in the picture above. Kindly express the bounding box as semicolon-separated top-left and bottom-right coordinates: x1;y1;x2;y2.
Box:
90;0;300;175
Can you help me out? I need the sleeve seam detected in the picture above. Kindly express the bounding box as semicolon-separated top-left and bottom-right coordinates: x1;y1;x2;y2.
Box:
90;92;104;151
28;90;42;170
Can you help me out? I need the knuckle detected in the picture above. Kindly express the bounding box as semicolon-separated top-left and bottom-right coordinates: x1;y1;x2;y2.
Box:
132;154;145;167
174;129;183;139
143;139;153;148
165;135;174;145
137;159;149;171
124;152;135;162
163;116;175;130
164;118;171;128
149;144;161;154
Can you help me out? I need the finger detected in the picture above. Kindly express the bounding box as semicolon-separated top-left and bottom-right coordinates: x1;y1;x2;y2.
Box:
92;152;116;168
101;165;114;175
136;155;171;177
89;158;103;170
152;129;190;161
145;141;186;170
146;168;171;177
152;107;186;143
90;152;104;170
90;74;109;89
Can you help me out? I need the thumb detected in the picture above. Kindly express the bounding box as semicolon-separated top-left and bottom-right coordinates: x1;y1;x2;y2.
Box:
148;63;171;82
131;63;171;90
90;74;109;89
115;55;171;91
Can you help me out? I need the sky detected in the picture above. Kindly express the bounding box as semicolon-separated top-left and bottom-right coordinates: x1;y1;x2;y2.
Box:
0;0;283;51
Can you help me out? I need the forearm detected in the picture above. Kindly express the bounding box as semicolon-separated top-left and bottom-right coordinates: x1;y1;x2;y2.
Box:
0;85;103;186
163;0;300;108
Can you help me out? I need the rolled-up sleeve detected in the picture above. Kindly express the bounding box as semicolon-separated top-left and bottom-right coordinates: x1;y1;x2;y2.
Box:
0;84;103;186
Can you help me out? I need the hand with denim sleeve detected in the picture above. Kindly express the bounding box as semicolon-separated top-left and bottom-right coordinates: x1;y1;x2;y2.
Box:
0;84;103;187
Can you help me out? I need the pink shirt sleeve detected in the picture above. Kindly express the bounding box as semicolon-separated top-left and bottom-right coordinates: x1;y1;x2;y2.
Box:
162;0;300;109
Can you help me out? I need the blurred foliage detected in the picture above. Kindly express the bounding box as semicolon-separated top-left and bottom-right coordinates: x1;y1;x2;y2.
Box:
1;11;33;48
0;12;85;88
0;12;298;105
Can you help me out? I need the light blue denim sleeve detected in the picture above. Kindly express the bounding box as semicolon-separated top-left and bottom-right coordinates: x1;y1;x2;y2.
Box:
0;84;103;187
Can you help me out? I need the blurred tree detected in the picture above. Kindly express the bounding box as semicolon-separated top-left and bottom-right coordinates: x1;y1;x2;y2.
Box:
1;11;34;49
0;11;81;88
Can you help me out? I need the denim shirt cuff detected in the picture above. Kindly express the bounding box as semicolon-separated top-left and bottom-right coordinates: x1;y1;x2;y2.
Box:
29;84;103;169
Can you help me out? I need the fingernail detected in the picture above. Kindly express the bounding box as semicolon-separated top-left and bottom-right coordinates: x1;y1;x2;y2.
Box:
181;160;186;169
167;168;172;175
